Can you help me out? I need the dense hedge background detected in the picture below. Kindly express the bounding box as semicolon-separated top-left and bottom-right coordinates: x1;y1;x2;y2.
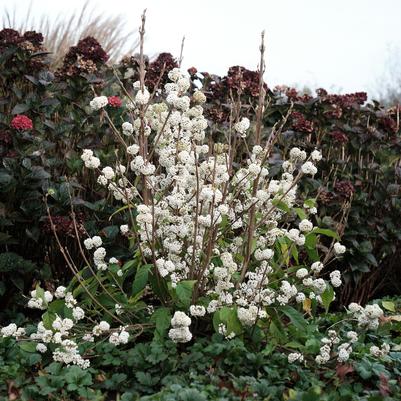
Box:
1;29;400;324
1;28;401;401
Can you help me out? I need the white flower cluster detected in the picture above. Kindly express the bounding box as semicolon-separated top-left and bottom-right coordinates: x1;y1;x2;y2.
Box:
315;329;360;365
122;121;134;136
81;149;100;169
287;352;304;363
84;235;110;270
90;95;108;111
234;117;251;137
1;323;25;338
348;303;384;330
334;242;346;255
168;311;192;343
13;283;130;368
189;305;206;317
55;286;66;299
53;340;90;369
329;270;342;287
27;289;53;310
237;305;259;326
109;327;129;345
370;343;390;358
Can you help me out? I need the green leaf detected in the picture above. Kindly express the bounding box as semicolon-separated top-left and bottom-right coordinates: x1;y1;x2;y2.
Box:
272;198;290;213
304;199;316;208
135;371;153;386
321;285;335;312
122;259;136;271
42;311;57;330
151;307;172;342
312;228;340;240
269;319;287;343
102;225;119;239
12;103;30;114
212;306;242;335
382;300;395;312
47;299;67;315
35;285;45;303
365;253;378;267
285;341;303;349
175;280;196;308
305;233;317;250
28;166;51;180
19;341;38;353
294;208;307;220
132;264;152;296
279;306;307;331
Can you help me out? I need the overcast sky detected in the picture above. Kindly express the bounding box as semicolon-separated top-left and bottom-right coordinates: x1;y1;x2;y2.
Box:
3;0;401;97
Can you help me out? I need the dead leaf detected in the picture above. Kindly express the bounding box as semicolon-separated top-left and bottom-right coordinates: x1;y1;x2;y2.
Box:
336;363;354;381
7;381;19;401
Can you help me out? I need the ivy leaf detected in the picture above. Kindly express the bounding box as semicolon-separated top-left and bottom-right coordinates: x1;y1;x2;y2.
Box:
135;371;153;386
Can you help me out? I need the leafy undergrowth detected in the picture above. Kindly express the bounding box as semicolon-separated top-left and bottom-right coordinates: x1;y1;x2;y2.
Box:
2;303;401;401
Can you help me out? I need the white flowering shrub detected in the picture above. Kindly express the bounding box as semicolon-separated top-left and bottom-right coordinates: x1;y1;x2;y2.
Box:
1;66;393;370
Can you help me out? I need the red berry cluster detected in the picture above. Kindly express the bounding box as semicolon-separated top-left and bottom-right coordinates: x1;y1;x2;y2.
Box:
10;115;33;131
107;96;122;108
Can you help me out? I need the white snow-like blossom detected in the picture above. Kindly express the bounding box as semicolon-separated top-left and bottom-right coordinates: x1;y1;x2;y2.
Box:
334;242;346;255
72;307;85;321
234;117;250;137
189;305;206;317
90;96;108;111
122;122;134;136
311;150;322;161
36;343;47;353
171;311;191;327
301;161;317;176
135;89;150;105
299;219;313;233
169;311;192;343
288;352;304;363
55;286;66;299
330;270;342;287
